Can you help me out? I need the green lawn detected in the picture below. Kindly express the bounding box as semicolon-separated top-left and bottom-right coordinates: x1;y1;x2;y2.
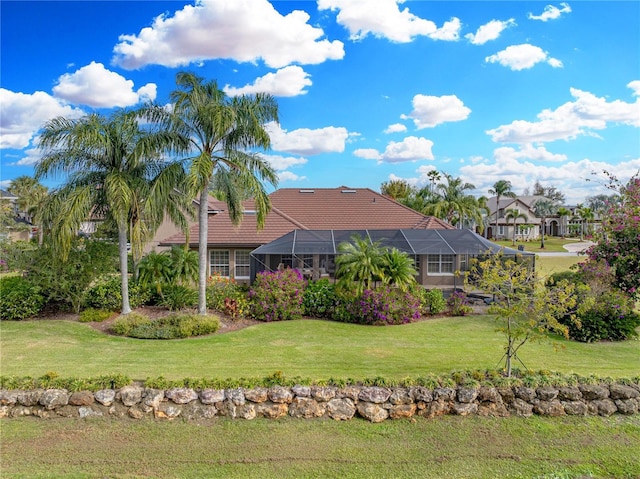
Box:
494;237;587;253
2;315;638;381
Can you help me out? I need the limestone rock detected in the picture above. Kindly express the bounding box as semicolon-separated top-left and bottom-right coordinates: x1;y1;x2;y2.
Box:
94;389;116;406
0;390;18;406
183;403;217;420
614;399;638;415
200;389;225;405
336;386;360;401
359;387;391;404
533;400;565;417
69;391;94;406
412;387;433;403
143;389;165;410
129;406;146;420
497;387;515;404
118;385;143;406
39;389;69;410
165;387;198;404
477;387;502;404
536;387;559;401
357;402;389;423
291;385;311;398
510;398;533;417
452;402;478;416
268;386;293;404
225;388;246;406
244;387;268;403
56;405;79;417
257;402;289;419
289;397;326;418
591;399;617;417
433;388;456;402
18;390;43;407
78;407;103;418
326;398;356;420
9;406;32;418
609;384;639;400
514;387;536;402
389;404;416;419
154;403;182;420
557;387;582;401
562;401;588;416
579;384;609;400
311;386;336;402
457;387;479;404
389;388;413;405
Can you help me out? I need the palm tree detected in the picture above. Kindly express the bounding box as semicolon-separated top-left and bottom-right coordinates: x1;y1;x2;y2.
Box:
532;199;558;249
576;205;594;241
423;173;477;226
36;110;190;314
488;180;516;239
504;208;527;246
336;235;385;295
556;207;571;238
8;176;48;243
144;72;279;315
380;248;417;290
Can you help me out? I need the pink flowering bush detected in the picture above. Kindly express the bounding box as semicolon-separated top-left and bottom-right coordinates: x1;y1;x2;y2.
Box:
446;290;473;316
333;286;421;325
248;269;306;321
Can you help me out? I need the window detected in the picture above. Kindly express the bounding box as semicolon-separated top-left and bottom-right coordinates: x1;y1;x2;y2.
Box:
235;250;251;279
210;250;229;277
427;254;454;274
516;225;531;236
498;225;505;236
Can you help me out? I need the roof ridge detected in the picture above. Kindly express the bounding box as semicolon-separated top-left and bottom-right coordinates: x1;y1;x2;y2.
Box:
269;204;308;230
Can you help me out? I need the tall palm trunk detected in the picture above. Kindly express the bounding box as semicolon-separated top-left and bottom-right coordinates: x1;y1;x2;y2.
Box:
118;221;131;315
198;187;209;315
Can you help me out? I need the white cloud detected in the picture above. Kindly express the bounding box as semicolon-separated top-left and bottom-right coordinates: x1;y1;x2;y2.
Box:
628;80;640;96
384;123;407;134
401;94;471;129
318;0;460;42
261;154;308;170
465;18;515;45
0;89;85;149
485;44;562;71
52;62;157;108
223;66;312;97
459;156;640;204
493;144;567;162
487;84;640;144
355;136;434;163
0;180;11;190
528;3;572;22
278;171;306;182
15;147;42;166
112;0;344;69
266;122;350;155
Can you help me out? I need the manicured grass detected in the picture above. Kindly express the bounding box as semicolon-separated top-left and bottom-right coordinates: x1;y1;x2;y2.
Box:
494;237;587;253
2;315;638;380
2;416;639;478
535;255;583;279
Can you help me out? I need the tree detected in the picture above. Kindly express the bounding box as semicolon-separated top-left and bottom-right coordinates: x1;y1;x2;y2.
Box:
146;72;279;316
504;208;526;246
532;181;566;203
555;207;571;238
335;235;385;295
380;179;413;201
424;173;478;226
465;252;579;376
587;174;640;299
488;180;516;239
380;248;417;290
532;199;557;249
7;176;48;244
36;110;189;314
575;205;594;241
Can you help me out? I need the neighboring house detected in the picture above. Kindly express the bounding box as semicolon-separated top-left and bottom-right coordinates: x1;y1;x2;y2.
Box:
485;196;545;241
157;187;452;282
0;189;31;242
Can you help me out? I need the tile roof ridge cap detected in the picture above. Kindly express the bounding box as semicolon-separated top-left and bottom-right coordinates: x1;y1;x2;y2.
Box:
269;205;308;230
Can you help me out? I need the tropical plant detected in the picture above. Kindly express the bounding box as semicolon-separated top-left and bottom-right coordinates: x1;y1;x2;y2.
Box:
532;198;557;249
424;173;477;226
7;176;48;243
504;208;527;246
575;205;594;241
142;72;279;315
335;235;385;295
36;109;190;314
555;207;571;238
379;248;417;290
168;245;199;286
138;251;173;297
488;180;516;239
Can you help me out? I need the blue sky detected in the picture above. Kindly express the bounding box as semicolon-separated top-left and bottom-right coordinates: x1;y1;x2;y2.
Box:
1;0;638;204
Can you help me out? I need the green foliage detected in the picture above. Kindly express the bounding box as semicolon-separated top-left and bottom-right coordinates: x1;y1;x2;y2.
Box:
248;269;306;321
379;248;418;290
0;239;36;272
111;311;219;339
446;290;474;316
138;251;172;296
421;288;446;315
206;275;250;319
335;235;384;295
465;252;581;377
0;276;44;320
83;275;151;311
158;284;198;311
331;286;421;325
78;308;113;323
0;373;131;391
302;279;337;318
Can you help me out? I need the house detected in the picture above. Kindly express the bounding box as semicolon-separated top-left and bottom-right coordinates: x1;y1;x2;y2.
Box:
485;196;544;241
0;189;30;242
156;187;453;282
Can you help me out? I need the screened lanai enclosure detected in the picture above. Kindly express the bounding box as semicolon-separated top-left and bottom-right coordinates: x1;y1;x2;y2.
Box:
250;229;534;290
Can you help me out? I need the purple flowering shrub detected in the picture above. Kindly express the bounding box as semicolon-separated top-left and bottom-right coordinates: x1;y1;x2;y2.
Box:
248;269;306;321
333;286;421;325
446;290;473;316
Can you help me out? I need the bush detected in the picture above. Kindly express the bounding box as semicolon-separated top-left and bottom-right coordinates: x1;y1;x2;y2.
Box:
78;308;113;323
332;286;421;325
0;276;44;320
206;276;250;319
447;290;473;316
248;269;306;321
111;312;219;339
158;284;198;311
83;276;151;312
422;288;446;315
563;289;640;342
302;279;337;318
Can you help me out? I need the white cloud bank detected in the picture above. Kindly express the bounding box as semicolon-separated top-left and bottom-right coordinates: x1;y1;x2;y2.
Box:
487;82;640;144
318;0;461;42
485;44;562;71
528;3;572;22
261;154;308;183
267;122;350;155
401;94;471;129
223;66;312;97
354;136;434;163
112;0;344;69
465;18;515;45
53;62;157;107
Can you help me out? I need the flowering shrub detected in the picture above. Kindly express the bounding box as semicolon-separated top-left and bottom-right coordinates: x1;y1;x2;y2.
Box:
248;269;306;321
421;288;446;315
332;286;421;325
302;279;337;318
446;290;473;316
206;274;250;319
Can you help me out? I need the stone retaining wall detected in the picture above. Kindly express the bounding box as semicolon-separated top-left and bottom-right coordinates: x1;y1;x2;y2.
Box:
1;383;638;422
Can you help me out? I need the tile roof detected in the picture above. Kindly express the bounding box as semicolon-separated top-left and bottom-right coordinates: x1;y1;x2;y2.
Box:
160;187;453;247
